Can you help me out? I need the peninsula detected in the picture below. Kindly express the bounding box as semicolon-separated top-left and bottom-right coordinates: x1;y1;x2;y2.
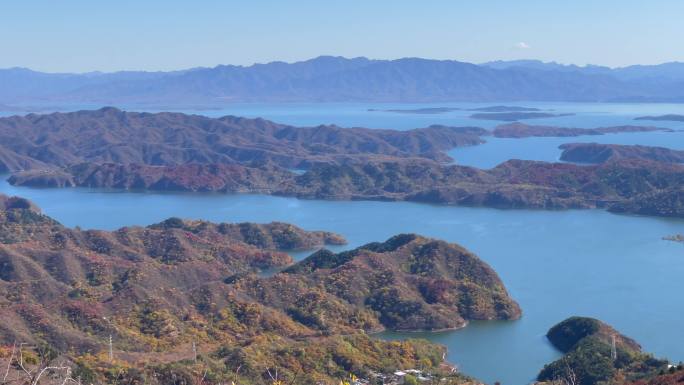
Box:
536;317;672;385
0;194;518;385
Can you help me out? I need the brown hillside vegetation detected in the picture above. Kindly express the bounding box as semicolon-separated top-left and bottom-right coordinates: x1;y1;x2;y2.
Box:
0;107;484;173
12;157;684;219
6;109;684;218
0;194;515;384
559;143;684;164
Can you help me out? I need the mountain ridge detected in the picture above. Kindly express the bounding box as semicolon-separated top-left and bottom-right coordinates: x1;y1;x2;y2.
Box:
3;56;684;103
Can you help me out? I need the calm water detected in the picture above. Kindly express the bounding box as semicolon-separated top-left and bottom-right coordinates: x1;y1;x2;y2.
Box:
4;101;684;130
2;102;684;384
1;178;684;385
451;130;684;169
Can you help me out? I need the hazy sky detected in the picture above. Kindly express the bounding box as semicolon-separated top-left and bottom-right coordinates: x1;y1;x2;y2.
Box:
2;0;683;72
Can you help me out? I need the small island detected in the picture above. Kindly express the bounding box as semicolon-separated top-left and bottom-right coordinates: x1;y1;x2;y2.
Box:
492;122;669;138
467;105;542;112
368;105;544;115
368;107;461;114
635;114;684;122
470;112;573;121
663;234;684;243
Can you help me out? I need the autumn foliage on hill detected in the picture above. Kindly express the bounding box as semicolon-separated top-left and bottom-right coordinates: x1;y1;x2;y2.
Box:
0;195;512;384
537;317;671;385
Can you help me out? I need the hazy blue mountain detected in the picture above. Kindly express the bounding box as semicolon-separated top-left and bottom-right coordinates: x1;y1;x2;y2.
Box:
482;59;684;82
0;67;187;102
2;56;684;104
612;62;684;82
481;60;611;74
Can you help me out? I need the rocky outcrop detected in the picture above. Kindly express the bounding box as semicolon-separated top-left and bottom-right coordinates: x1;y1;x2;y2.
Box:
560;143;684;164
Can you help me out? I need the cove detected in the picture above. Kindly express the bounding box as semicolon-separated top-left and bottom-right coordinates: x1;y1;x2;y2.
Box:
450;130;684;169
2;177;683;384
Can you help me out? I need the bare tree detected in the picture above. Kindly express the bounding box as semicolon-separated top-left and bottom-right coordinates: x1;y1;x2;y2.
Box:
265;367;300;385
2;341;18;383
230;364;241;385
1;343;77;385
552;358;580;385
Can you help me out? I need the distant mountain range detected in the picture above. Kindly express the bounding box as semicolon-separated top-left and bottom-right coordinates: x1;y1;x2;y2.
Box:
2;56;684;104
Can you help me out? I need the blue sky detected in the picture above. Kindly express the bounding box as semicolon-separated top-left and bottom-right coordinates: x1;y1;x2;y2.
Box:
2;0;683;72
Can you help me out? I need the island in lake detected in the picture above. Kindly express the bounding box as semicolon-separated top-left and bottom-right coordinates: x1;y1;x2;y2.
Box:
635;114;684;122
492;122;669;138
467;105;542;112
370;105;543;115
470;112;572;121
0;194;516;385
368;107;462;114
663;234;684;243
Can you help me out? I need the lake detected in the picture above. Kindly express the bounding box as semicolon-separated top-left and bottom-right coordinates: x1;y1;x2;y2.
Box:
1;102;684;384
